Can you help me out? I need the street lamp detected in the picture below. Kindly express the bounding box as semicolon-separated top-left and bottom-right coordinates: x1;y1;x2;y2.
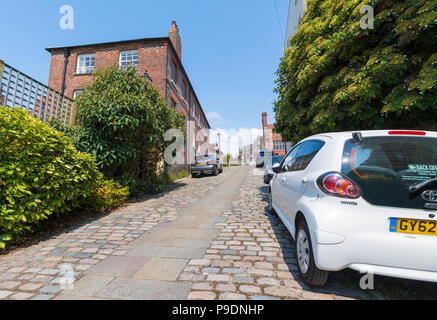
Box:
217;132;221;152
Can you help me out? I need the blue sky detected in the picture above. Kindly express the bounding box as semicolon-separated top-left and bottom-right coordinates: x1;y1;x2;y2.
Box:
0;0;289;131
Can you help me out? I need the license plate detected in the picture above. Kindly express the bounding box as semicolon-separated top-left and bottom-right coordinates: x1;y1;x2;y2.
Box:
197;163;206;166
390;218;437;236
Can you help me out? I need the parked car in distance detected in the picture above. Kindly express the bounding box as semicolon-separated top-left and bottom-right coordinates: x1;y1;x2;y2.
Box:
269;130;437;286
264;155;284;184
191;154;223;177
256;157;264;168
256;150;273;168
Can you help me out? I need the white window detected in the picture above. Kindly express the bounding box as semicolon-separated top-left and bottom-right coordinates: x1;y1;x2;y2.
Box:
73;90;83;99
119;50;138;69
273;140;286;151
76;54;95;74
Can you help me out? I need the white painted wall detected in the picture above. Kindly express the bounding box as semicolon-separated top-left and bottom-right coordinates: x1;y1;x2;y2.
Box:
285;0;307;48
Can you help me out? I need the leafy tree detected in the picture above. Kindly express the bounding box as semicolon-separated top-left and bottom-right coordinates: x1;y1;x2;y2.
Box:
274;0;437;142
73;65;183;194
226;154;232;164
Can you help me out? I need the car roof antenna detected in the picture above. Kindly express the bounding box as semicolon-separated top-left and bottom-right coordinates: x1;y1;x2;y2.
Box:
352;132;363;145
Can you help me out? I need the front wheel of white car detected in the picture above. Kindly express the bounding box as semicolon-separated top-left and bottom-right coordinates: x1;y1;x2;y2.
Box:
296;220;329;287
268;189;275;214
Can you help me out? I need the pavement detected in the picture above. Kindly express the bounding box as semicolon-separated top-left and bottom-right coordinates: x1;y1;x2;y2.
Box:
1;166;437;300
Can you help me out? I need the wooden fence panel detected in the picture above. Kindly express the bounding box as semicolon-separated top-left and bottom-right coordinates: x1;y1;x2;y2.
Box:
0;60;75;125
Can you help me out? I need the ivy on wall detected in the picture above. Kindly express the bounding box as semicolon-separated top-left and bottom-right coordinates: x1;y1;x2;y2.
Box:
274;0;437;142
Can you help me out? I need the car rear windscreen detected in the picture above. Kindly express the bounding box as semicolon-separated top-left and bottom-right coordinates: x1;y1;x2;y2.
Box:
342;136;437;209
196;155;214;162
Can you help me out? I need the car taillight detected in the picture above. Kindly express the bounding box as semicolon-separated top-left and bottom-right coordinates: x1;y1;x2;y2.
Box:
317;172;361;199
206;160;212;164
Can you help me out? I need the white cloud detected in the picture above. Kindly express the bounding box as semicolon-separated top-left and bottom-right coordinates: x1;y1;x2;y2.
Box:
207;112;223;121
210;128;263;157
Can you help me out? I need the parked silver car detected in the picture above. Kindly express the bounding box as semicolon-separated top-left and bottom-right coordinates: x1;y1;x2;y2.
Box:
264;155;284;184
191;154;223;177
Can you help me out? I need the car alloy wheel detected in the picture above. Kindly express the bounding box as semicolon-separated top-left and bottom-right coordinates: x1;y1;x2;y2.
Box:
295;220;330;286
297;229;310;274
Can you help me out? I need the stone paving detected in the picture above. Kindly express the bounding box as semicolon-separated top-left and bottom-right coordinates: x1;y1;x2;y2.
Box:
0;168;237;300
184;168;369;300
184;168;437;301
2;166;437;300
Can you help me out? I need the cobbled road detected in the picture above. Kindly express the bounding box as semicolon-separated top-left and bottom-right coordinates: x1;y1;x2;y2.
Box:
0;166;436;300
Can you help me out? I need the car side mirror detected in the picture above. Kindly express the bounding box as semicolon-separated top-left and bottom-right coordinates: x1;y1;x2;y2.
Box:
272;163;281;173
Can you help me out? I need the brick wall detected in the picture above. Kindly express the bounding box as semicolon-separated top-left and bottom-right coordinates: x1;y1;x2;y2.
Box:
262;113;286;156
46;37;210;130
48;39;169;99
46;21;211;154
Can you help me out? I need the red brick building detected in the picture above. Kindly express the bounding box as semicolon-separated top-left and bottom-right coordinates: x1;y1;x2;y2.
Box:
46;21;210;136
262;112;286;156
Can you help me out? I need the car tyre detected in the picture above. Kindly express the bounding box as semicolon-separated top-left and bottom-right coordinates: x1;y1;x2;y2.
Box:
212;166;218;176
268;189;276;215
296;220;329;287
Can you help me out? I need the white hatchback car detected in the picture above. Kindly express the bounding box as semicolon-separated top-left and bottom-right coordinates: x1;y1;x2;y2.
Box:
269;130;437;286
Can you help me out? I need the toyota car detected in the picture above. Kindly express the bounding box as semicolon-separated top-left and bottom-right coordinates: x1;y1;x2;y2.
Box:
269;130;437;286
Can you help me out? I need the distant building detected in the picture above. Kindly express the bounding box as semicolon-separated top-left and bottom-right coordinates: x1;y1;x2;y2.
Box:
46;21;210;139
241;143;254;164
262;112;286;156
285;0;307;48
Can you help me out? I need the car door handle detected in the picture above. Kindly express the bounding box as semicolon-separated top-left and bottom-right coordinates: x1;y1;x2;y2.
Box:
302;177;308;184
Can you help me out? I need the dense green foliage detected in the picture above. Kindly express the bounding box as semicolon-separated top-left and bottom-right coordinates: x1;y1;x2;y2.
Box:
275;0;437;142
0;107;128;248
73;65;183;194
88;178;129;210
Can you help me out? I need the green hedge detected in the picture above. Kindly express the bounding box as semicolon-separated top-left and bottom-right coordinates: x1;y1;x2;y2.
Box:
0;107;128;248
274;0;437;142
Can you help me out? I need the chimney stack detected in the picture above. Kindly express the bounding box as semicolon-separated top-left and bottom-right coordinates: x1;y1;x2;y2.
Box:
262;112;268;128
169;21;182;60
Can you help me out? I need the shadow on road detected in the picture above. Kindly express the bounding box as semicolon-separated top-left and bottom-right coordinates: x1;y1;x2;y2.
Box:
258;184;437;300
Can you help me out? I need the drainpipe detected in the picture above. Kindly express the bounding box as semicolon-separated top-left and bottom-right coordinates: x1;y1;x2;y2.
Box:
60;48;70;103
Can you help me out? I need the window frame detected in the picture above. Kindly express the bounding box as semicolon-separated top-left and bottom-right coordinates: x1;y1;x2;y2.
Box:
170;97;177;110
119;50;139;70
291;139;326;172
281;144;302;172
274;140;285;151
170;58;178;85
280;139;325;172
76;54;95;74
183;79;189;100
73;90;83;99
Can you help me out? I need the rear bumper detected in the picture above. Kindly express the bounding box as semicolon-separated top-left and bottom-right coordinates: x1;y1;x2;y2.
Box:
299;197;437;283
315;238;437;283
349;263;437;283
191;165;215;173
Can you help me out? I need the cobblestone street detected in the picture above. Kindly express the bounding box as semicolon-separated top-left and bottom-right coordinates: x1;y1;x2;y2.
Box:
185;167;367;300
1;166;437;300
